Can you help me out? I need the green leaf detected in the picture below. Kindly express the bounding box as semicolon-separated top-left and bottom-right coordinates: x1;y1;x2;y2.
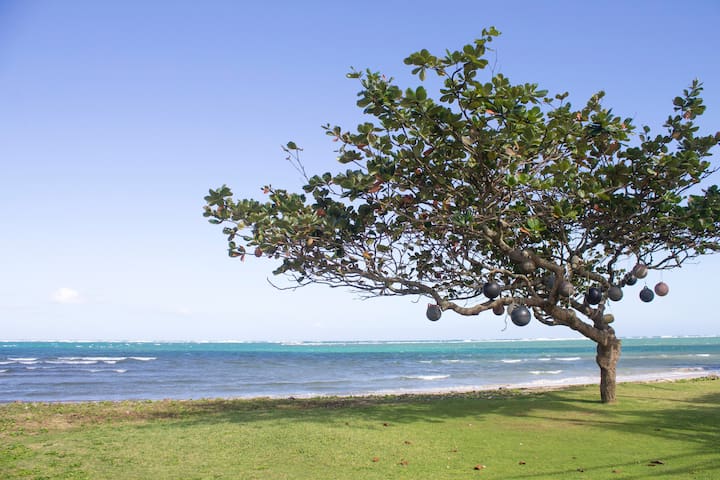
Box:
416;86;427;101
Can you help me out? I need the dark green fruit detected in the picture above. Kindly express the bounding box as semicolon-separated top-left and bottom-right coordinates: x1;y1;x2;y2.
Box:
510;306;531;326
483;282;501;299
586;287;602;305
426;304;441;321
639;287;655;303
607;286;623;301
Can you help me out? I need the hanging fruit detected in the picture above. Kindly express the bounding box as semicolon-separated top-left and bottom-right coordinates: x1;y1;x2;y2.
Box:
559;281;575;297
519;260;536;274
482;282;501;299
639;286;655;303
607;286;624;301
625;274;638;286
510;306;531;326
654;282;669;296
492;304;505;316
632;263;649;279
585;287;602;305
426;304;441;321
509;249;528;263
603;313;615;324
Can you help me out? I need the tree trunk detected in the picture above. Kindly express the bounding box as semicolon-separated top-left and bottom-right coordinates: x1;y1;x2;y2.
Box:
596;337;621;403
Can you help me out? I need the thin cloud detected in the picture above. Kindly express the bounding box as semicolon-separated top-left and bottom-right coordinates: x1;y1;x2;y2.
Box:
51;287;83;304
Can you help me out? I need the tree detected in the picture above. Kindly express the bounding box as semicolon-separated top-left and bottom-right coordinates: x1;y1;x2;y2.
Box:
204;28;720;403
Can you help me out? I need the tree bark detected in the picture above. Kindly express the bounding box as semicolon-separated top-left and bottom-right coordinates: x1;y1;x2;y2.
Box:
596;337;621;403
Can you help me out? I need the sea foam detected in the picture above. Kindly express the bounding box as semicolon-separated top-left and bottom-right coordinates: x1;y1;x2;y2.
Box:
403;375;450;381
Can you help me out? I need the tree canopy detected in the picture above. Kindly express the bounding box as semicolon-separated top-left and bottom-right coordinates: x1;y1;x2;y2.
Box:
204;28;720;402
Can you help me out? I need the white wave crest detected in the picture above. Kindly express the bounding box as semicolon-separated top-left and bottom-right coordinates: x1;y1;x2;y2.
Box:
500;359;523;364
130;357;156;361
46;360;98;365
9;357;37;361
59;356;128;362
114;369;127;373
530;370;563;375
404;375;450;381
555;357;582;362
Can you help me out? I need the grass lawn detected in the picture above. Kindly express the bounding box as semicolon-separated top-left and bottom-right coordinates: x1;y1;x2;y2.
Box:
1;377;719;479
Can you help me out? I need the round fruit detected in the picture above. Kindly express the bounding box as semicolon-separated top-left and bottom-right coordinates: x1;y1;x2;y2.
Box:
607;286;623;301
639;286;655;303
509;249;528;263
559;281;574;297
483;282;501;299
603;313;615;324
492;304;505;316
654;282;669;296
632;263;649;279
510;306;531;326
625;274;638;286
254;247;263;257
426;304;441;321
519;260;536;274
586;287;602;305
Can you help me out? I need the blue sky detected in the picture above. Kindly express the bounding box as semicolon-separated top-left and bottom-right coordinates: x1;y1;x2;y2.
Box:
1;0;719;341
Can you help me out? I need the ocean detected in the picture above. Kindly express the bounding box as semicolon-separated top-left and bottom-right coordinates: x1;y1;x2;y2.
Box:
1;337;719;403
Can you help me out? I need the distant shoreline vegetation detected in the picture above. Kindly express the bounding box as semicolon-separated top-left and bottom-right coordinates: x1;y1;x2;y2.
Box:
2;335;719;344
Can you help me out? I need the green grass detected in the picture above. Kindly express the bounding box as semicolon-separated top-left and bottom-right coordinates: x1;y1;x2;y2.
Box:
1;377;719;479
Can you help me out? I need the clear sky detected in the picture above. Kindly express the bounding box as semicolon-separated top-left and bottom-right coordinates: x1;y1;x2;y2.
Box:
1;0;719;342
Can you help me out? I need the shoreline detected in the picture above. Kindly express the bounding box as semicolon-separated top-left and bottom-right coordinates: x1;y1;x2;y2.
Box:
3;372;717;406
241;370;718;401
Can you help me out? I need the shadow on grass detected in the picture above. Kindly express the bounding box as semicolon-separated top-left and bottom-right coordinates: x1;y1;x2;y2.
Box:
115;378;718;434
4;378;718;478
142;378;720;478
496;453;719;480
492;384;720;479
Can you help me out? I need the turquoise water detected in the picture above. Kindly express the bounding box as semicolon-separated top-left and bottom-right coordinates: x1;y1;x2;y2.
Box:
1;337;718;402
